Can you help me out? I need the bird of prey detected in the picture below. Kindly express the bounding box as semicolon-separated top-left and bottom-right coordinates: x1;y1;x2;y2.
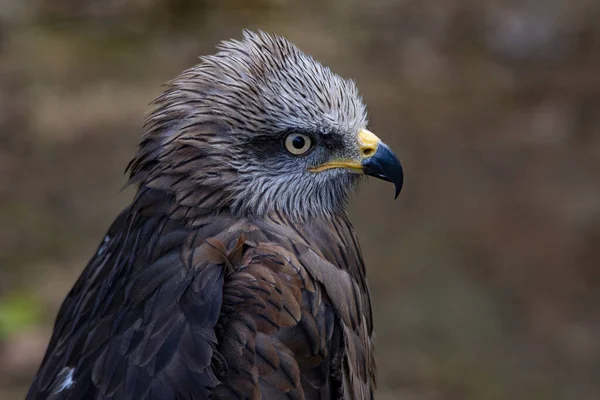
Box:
27;31;403;400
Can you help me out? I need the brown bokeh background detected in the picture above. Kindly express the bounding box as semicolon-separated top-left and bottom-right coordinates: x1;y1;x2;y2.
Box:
1;0;600;399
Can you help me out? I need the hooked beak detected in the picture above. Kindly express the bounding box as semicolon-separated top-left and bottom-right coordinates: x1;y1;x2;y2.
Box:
361;139;403;199
308;129;404;198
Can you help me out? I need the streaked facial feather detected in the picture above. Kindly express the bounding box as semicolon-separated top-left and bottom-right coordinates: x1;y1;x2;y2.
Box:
129;30;368;220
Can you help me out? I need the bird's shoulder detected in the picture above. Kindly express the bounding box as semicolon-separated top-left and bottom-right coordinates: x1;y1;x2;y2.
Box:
180;209;375;399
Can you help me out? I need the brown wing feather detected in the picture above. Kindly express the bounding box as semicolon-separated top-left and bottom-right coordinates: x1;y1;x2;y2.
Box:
259;211;376;399
211;211;375;399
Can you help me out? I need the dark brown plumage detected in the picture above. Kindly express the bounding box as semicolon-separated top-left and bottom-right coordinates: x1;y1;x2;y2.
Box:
27;31;402;400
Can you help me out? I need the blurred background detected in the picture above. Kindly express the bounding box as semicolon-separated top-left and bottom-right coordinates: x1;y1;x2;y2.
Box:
1;0;599;399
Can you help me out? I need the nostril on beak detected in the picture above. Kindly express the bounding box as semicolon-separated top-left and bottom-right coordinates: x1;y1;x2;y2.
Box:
362;147;376;158
357;128;381;159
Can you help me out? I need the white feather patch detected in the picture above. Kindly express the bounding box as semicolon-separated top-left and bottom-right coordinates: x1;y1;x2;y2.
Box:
54;367;75;393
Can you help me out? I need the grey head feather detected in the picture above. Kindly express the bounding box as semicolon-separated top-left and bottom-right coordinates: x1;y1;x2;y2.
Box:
128;30;369;220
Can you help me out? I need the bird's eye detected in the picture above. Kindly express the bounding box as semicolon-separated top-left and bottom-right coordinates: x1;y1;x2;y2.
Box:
284;133;312;155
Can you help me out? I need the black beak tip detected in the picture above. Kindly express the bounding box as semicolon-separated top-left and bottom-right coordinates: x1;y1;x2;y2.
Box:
394;179;402;199
392;166;403;199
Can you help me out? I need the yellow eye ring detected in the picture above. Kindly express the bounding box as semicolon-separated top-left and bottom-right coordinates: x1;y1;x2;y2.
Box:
284;133;312;155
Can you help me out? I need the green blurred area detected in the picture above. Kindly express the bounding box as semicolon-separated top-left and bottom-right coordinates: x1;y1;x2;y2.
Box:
0;292;41;339
1;0;600;399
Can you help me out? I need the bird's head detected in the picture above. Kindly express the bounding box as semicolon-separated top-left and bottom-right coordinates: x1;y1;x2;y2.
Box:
129;30;402;220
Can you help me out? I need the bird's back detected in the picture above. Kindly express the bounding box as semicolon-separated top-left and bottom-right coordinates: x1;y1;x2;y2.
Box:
27;188;375;400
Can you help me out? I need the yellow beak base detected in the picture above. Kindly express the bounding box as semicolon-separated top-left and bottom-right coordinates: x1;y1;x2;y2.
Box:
308;128;382;173
357;128;381;158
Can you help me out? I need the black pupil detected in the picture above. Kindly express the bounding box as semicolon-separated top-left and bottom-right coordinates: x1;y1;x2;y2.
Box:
292;136;306;149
